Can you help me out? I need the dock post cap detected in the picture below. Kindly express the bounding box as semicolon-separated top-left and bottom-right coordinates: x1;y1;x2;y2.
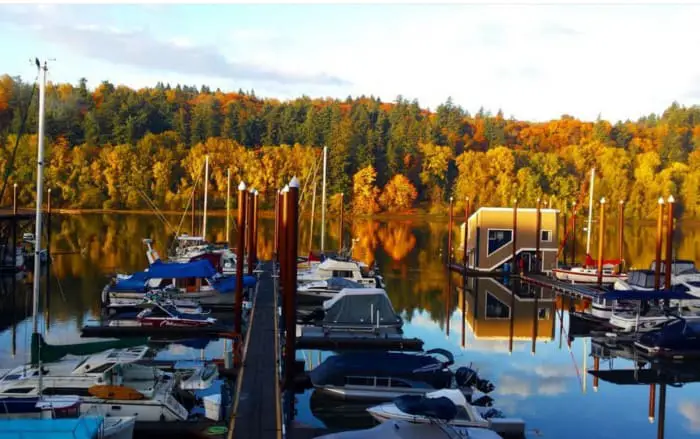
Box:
248;187;255;193
282;185;290;193
449;196;453;202
513;198;517;204
238;181;247;191
13;183;17;188
47;188;51;193
466;196;469;201
658;197;665;204
254;189;259;196
619;200;625;204
667;195;675;203
600;197;606;204
289;176;300;188
572;200;576;205
341;193;344;198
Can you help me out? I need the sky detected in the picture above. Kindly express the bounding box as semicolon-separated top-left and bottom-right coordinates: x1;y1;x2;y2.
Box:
1;3;699;122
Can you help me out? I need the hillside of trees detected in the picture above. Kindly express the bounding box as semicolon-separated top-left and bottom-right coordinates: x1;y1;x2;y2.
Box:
1;75;699;218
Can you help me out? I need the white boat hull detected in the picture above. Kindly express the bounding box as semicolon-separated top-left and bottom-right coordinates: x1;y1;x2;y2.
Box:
313;385;478;402
552;268;627;284
609;313;700;332
103;416;136;439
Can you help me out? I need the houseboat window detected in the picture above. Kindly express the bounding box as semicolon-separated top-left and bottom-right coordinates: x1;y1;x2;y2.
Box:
538;308;550;320
540;230;552;242
3;387;34;393
485;291;510;319
332;270;354;278
487;229;512;255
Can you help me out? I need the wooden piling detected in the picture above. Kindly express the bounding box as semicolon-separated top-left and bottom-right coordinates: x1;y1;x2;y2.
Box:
664;196;675;289
46;188;52;298
247;190;255;276
649;384;656;423
563;201;568;266
654;197;664;290
274;191;280;261
658;383;666;439
512;199;518;274
463;197;470;266
593;356;599;391
571;201;577;264
447;197;454;265
597;198;606;286
191;190;196;236
234;182;247;334
535;198;541;272
339;193;344;253
12;183;17;272
618;200;625;273
280;187;288;292
252;190;259;267
12;183;17;215
284;178;300;390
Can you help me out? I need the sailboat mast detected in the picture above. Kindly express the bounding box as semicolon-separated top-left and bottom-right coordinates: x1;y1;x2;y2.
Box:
32;60;47;336
226;168;231;243
202;155;209;240
320;146;328;253
309;179;317;255
586;168;595;256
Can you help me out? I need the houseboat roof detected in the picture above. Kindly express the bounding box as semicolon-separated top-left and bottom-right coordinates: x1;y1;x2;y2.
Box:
468;206;560;222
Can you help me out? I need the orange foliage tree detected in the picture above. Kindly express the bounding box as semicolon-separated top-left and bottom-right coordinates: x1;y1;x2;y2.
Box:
379;174;417;212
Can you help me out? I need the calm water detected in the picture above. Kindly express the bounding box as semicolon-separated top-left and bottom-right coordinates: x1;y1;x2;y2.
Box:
2;213;700;438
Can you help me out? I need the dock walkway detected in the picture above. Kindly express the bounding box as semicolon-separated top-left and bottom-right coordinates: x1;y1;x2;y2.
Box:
229;262;281;439
520;273;607;298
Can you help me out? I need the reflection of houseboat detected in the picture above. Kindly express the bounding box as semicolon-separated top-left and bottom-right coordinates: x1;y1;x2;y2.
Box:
461;207;559;273
459;278;555;346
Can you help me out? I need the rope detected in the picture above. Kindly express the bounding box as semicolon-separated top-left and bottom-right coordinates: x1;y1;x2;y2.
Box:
171;164;204;254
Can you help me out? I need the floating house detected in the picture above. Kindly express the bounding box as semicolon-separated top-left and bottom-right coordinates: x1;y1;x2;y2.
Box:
458;278;555;348
460;207;559;272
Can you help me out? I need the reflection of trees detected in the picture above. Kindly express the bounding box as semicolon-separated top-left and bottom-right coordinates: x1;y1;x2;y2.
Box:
351;219;380;267
377;221;416;262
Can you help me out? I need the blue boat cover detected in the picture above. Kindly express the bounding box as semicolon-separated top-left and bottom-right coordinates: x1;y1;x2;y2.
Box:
0;417;103;439
212;275;257;293
394;394;457;420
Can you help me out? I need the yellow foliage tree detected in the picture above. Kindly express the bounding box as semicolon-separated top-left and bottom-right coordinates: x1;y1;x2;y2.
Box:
379;174;417;212
352;165;380;215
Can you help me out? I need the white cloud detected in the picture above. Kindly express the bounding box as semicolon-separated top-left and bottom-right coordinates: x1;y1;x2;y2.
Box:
679;400;700;433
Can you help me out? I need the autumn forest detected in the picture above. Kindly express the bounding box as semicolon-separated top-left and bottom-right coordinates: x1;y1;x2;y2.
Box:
1;75;699;219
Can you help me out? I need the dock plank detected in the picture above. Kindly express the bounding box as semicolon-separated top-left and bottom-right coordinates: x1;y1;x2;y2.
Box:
230;263;281;439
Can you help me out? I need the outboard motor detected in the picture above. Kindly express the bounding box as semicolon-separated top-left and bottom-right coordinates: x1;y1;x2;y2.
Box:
455;367;478;388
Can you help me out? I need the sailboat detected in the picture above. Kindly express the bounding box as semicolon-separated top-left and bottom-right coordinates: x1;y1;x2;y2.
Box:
552;168;627;284
0;59;136;439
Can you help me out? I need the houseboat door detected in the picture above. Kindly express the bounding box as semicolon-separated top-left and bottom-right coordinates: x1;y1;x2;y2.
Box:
521;252;533;272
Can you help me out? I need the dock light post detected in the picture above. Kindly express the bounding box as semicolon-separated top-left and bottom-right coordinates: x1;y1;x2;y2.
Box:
535;198;541;273
654;197;665;290
618;200;625;273
512;199;518;274
234;181;247;335
447;197;454;266
339;193;344;253
284;178;300;391
664;196;675;290
597;197;606;287
463;197;470;267
571;201;577;265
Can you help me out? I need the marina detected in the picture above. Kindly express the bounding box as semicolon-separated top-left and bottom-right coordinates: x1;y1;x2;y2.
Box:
0;67;699;439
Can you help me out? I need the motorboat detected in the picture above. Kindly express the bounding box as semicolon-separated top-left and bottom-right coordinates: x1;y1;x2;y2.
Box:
0;347;212;423
298;258;384;289
102;258;256;306
367;389;525;437
635;317;700;356
301;288;403;330
297;277;366;305
314;419;502;439
136;302;217;327
309;349;494;402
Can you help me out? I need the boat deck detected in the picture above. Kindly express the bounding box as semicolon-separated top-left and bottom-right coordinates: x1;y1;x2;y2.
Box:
228;262;282;439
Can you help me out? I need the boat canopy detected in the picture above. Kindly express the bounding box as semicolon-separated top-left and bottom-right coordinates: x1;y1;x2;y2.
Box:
317;258;361;272
147;259;218;279
599;288;698;301
394;394;457;420
1;417;104;439
301;277;364;292
322;288;401;326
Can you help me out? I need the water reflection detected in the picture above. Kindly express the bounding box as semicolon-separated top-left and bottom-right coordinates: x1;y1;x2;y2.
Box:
0;213;699;438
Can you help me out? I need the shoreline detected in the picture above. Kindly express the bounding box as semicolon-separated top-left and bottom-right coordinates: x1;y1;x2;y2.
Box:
5;207;696;224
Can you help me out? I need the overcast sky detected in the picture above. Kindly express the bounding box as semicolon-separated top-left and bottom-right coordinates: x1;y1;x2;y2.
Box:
1;3;699;122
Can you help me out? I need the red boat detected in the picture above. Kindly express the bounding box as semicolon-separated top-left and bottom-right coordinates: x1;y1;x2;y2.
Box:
136;303;217;327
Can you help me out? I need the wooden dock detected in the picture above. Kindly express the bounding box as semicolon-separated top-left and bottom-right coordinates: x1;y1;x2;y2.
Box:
228;263;282;439
519;273;607;299
447;263;513;278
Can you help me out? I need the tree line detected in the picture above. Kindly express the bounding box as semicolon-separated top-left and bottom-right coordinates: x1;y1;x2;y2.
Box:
1;75;699;218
